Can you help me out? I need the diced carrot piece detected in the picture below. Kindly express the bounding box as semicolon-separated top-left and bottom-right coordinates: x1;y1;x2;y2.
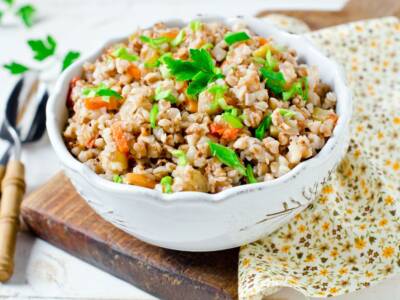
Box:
84;97;119;110
111;122;129;153
125;173;156;189
258;37;268;46
127;64;141;81
161;30;178;39
186;98;198;113
222;127;240;141
86;136;96;148
210;123;225;137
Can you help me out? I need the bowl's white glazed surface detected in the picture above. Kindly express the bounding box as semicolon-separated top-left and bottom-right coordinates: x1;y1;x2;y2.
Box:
46;16;352;251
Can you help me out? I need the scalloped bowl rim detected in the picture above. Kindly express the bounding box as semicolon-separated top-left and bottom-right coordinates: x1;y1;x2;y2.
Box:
46;15;352;204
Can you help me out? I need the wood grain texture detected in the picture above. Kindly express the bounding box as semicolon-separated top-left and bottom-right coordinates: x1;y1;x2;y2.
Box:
258;0;400;30
21;173;238;300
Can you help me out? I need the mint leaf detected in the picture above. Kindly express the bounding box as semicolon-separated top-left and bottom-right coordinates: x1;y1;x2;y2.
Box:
4;62;29;74
17;5;36;28
62;51;80;71
28;35;57;61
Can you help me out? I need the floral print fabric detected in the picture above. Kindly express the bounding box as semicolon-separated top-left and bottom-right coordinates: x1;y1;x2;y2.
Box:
239;17;400;299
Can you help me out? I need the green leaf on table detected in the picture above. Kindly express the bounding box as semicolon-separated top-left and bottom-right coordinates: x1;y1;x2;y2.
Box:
3;62;29;74
3;0;14;6
61;51;80;71
17;5;36;28
28;35;57;61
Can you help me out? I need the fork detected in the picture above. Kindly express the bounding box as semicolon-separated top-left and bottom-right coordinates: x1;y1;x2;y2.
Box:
0;72;48;281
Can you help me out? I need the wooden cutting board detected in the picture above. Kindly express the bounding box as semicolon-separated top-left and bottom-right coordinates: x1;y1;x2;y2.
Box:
19;1;400;300
21;173;239;300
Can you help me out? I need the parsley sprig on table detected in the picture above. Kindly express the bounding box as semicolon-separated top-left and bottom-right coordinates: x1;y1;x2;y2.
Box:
162;48;224;96
0;0;36;28
3;35;81;75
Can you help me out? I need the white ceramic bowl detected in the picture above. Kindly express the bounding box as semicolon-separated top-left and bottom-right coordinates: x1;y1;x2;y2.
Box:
46;16;351;251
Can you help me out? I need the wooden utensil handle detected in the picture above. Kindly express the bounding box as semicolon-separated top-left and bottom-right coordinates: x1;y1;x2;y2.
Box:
0;160;25;282
0;165;5;195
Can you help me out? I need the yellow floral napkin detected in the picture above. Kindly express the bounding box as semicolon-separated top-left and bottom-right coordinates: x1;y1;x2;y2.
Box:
239;17;400;299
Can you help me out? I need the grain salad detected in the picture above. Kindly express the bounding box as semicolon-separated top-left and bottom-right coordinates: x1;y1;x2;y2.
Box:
63;21;338;194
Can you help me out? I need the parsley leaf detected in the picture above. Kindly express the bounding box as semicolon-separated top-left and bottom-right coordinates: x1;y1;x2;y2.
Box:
163;49;222;96
61;51;80;71
3;0;14;6
3;62;29;74
17;5;36;28
187;71;212;96
28;35;57;61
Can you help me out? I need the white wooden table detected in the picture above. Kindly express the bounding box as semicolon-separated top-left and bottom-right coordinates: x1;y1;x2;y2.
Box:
1;1;400;299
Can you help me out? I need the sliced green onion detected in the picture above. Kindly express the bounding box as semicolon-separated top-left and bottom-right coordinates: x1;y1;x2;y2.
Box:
224;31;251;46
154;87;177;103
265;49;278;70
252;57;266;65
189;20;202;32
112;47;138;62
208;142;246;175
96;88;122;99
113;175;123;183
150;104;159;129
171;30;186;47
159;64;171;78
160;176;173;193
260;67;286;95
201;43;214;50
222;112;243;128
278;108;296;118
171;150;188;166
140;35;170;48
246;164;257;184
255;114;272;140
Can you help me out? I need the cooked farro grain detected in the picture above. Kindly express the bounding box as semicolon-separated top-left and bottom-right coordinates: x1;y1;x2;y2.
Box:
63;21;338;194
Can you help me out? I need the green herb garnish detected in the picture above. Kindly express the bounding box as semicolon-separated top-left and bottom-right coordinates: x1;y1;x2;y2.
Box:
246;164;257;184
189;20;202;32
3;62;29;74
171;150;188;166
28;35;57;61
222;112;243;128
150;104;158;129
112;47;138;61
208;142;246;175
82;84;122;102
260;67;286;95
255;114;272;140
278;108;296;118
160;176;173;193
61;51;80;71
171;30;186;47
113;175;123;183
224;32;251;46
17;4;36;27
140;35;170;48
201;43;214;50
265;49;278;71
154;86;177;103
162;48;222;96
